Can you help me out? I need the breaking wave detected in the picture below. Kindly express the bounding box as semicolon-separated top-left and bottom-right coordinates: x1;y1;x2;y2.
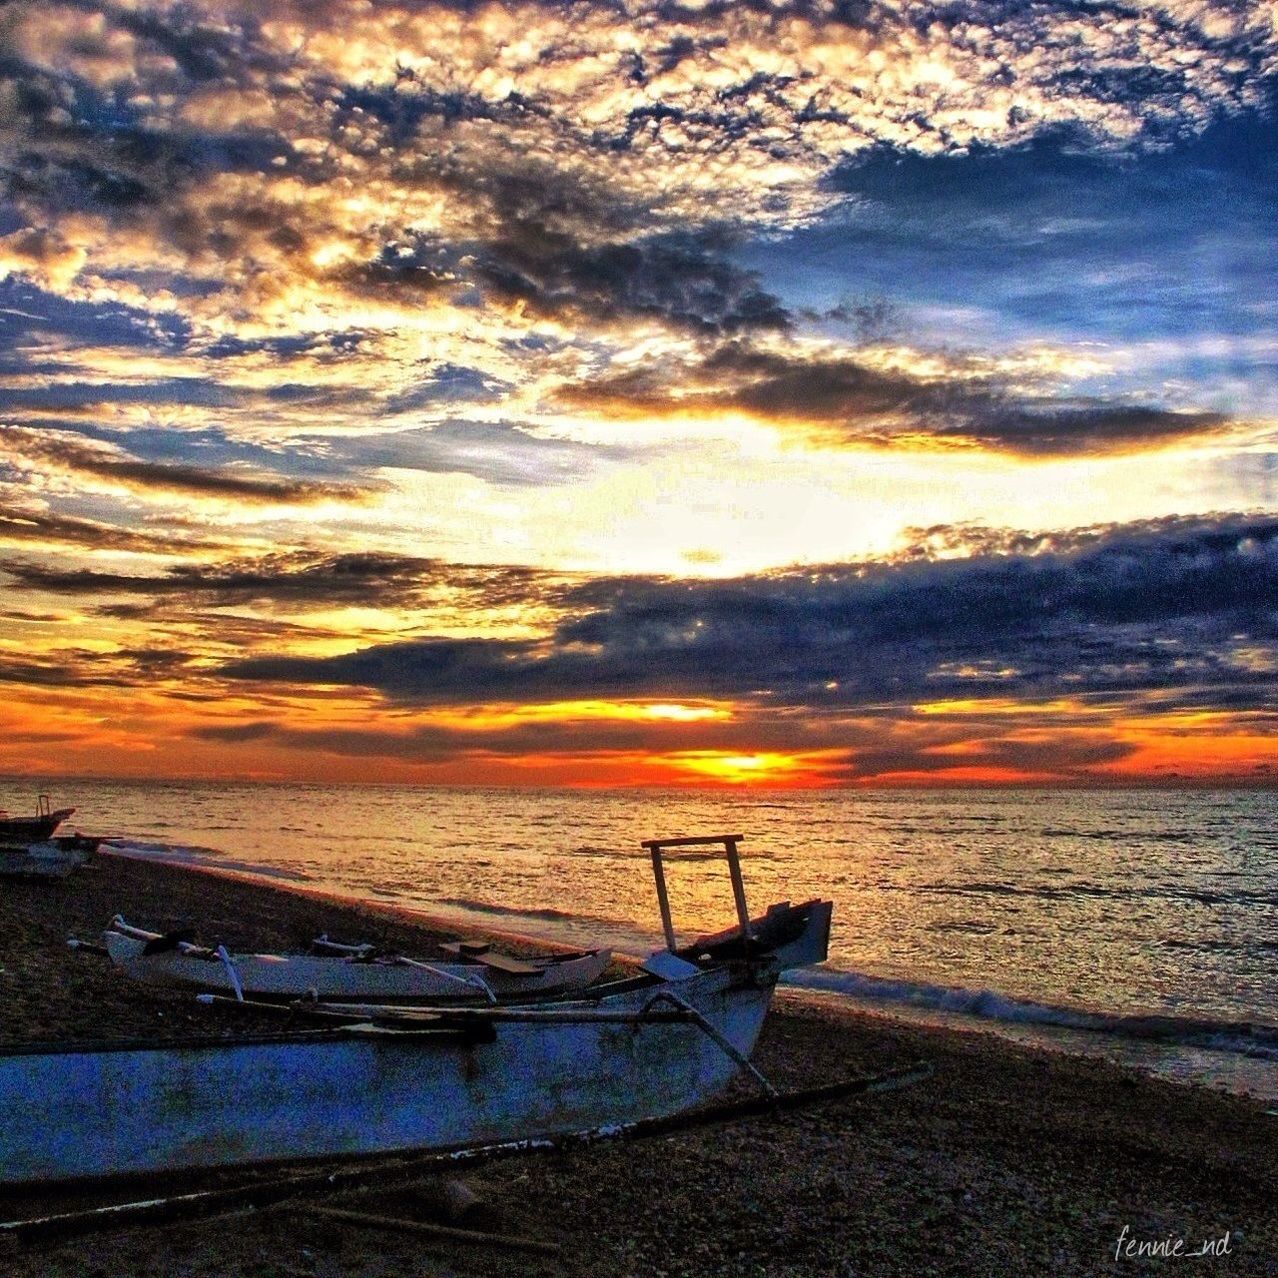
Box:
433;896;638;932
100;840;312;883
786;967;1278;1062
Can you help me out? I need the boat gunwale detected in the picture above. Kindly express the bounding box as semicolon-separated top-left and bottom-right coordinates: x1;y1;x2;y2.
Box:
0;1024;514;1058
0;970;733;1057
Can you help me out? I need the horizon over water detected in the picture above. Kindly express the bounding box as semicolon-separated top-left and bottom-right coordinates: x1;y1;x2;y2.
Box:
5;778;1276;1098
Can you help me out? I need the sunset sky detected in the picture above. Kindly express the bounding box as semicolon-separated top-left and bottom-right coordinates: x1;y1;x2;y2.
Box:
1;0;1276;786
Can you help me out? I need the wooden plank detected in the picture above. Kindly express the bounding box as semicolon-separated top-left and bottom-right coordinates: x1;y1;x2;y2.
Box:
641;834;744;850
437;942;539;975
648;842;678;951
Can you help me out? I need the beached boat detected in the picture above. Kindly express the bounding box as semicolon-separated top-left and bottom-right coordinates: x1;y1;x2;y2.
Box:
0;838;93;880
102;918;612;1002
0;835;831;1186
0;794;75;843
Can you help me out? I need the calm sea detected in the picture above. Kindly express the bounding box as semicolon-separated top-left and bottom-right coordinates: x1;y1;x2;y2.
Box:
7;780;1277;1097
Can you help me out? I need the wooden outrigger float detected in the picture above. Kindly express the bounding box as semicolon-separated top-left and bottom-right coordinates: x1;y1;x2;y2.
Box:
100;917;612;1003
0;835;832;1187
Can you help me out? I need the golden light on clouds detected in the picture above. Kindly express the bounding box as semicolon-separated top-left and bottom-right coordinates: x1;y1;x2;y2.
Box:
0;0;1274;785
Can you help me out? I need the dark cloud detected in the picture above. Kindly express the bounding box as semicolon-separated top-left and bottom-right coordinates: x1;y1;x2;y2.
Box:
963;403;1229;456
314;124;796;332
2;552;432;607
105;5;266;85
337;200;792;336
821;736;1139;783
0;5;299;227
187;703;859;762
0;645;190;688
191;721;278;743
0;503;229;554
2;550;560;613
2;80;290;228
221;515;1278;711
473;224;791;335
202;329;374;360
556;341;1227;456
0;427;375;504
183;706;1159;786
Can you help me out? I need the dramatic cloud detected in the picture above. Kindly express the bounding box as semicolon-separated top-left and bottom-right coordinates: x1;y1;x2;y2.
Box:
0;228;86;291
223;515;1278;710
555;341;1232;455
0;0;1274;782
1;549;561;612
0;503;228;554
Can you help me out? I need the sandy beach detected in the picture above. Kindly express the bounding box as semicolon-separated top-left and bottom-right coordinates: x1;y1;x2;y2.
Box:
0;852;1274;1277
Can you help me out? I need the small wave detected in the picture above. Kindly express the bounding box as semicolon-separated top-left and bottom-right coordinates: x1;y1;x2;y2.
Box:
104;838;226;859
433;897;633;929
785;968;1278;1061
101;840;311;883
909;879;1278;908
881;823;1008;836
925;920;998;935
1040;827;1197;844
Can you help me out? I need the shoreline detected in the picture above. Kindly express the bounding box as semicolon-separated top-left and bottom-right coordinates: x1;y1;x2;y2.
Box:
97;846;1278;1104
95;845;600;960
1;854;1275;1275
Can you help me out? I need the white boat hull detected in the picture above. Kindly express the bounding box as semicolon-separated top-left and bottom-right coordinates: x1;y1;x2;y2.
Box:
103;932;611;1001
0;966;774;1185
0;840;90;880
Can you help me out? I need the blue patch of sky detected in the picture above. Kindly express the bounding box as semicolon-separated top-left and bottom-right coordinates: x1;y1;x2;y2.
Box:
312;420;631;488
385;363;511;413
7;416;626;491
0;278;192;356
740;96;1278;414
0;377;239;413
60;424;308;469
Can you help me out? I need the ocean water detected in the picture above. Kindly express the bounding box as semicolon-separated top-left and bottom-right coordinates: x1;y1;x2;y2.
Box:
6;780;1277;1097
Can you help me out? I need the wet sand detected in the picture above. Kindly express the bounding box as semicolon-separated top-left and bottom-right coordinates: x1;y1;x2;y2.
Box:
0;852;1274;1276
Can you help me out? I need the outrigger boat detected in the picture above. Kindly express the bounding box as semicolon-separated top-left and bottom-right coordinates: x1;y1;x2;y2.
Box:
102;918;612;1003
0;796;98;878
0;795;75;844
0;835;831;1186
0;843;82;880
0;839;95;880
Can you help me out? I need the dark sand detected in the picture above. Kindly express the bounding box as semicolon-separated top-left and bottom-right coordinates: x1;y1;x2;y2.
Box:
0;853;1275;1276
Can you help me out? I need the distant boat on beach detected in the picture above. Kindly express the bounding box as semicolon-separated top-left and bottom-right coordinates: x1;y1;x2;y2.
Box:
0;795;99;879
101;916;612;1002
0;794;75;844
0;834;833;1185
